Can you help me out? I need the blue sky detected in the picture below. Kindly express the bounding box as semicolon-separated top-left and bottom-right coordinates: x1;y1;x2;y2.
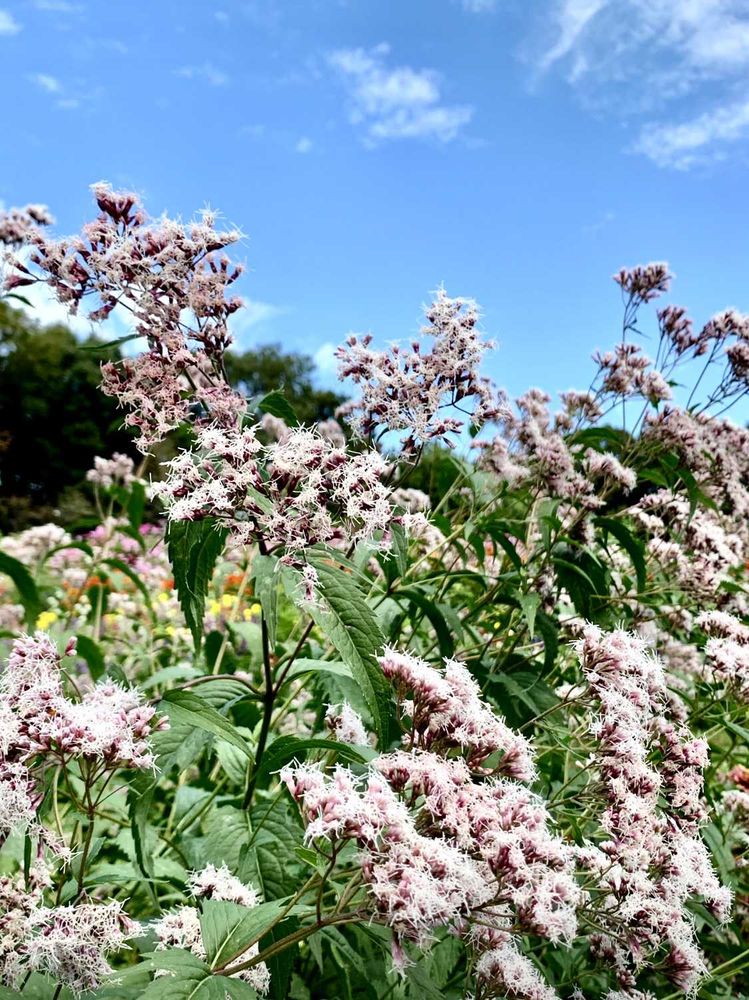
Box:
2;0;749;406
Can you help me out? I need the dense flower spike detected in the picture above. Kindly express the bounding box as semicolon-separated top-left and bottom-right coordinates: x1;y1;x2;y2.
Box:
5;183;246;449
153;423;395;556
575;626;730;995
336;288;501;453
0;632;167;769
0;203;54;248
22;902;139;995
379;646;535;778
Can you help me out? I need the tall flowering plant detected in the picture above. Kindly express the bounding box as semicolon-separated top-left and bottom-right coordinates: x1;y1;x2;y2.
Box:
0;187;748;998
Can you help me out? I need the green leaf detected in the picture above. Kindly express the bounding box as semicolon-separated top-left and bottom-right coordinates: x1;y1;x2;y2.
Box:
302;557;393;749
255;735;372;783
152;717;211;773
0;551;41;626
258;390;300;427
281;659;352;682
139;663;201;692
74;635;106;682
128;771;156;877
252;554;279;649
246;797;305;901
128;480;147;531
81;333;142;352
396;587;455;658
518;593;541;637
595;515;646;593
536;611;559;673
167;519;228;649
201;898;286;968
160;690;252;759
388;521;409;578
192;806;253;871
189;678;252;712
138;950;214;997
215;727;254;785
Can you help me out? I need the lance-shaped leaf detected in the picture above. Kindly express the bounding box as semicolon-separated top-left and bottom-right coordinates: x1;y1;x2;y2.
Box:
167;519;228;648
160;690;252;759
302;557;393;748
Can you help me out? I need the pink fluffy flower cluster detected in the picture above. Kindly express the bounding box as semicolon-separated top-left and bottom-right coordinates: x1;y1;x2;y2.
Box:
0;860;138;995
283;648;579;1000
575;626;731;996
5;183;246;449
0;203;54;248
697;610;749;700
336;288;502;454
152;423;394;558
0;632;167;841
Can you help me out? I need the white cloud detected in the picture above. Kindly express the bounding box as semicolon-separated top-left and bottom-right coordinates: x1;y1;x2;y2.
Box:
313;341;340;383
539;0;607;72
295;136;313;153
461;0;497;11
175;63;229;87
0;9;21;34
634;97;749;168
31;73;62;93
535;0;749;167
228;300;284;346
327;43;473;145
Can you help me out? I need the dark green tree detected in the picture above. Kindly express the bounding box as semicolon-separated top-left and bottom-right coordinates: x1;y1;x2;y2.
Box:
0;302;135;531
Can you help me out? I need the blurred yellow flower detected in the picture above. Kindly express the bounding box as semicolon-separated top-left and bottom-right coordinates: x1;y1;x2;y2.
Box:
36;610;58;630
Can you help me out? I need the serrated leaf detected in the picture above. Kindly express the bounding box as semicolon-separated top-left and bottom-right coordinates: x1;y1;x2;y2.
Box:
136;950;224;999
161;689;252;758
302;557;393;749
215;727;254;785
152;718;211;773
281;659;352;682
81;333;142;352
167;519;228;649
518;593;541;637
128;771;156;877
396;587;455;658
198;805;253;871
128;480;147;531
201;898;286;968
246;797;305;901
